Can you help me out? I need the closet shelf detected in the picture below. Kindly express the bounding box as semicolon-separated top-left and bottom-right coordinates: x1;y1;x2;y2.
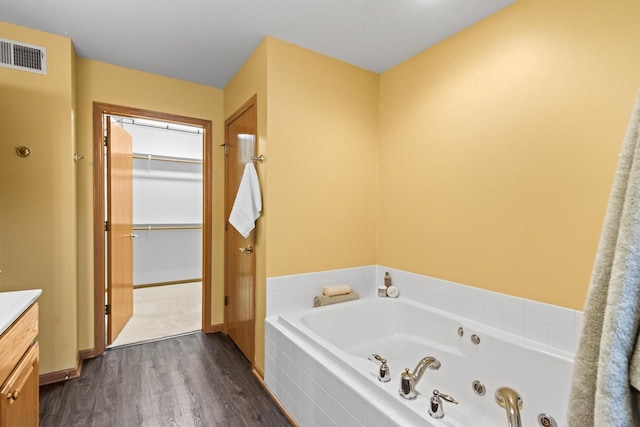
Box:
133;223;202;231
132;153;203;165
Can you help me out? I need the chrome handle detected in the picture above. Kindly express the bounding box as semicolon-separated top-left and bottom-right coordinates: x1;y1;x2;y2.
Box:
372;353;390;382
433;389;458;404
372;354;387;364
129;233;138;239
239;245;253;254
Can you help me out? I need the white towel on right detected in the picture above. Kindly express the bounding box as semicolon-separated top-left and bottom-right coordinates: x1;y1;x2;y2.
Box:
229;163;262;238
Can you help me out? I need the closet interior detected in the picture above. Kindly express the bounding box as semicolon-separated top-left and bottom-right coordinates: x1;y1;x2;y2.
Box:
109;116;204;347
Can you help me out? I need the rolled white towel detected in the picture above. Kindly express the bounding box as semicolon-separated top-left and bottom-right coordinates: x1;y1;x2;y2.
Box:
322;285;351;297
313;291;359;307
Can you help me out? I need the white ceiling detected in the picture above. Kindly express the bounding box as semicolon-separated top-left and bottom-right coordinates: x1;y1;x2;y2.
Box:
0;0;516;88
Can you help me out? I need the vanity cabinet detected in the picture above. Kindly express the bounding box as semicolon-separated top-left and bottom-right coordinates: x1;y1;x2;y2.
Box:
0;302;39;427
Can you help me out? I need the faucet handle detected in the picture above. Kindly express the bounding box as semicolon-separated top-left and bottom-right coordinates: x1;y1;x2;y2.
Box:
372;354;390;383
433;389;458;404
372;353;386;363
429;389;458;420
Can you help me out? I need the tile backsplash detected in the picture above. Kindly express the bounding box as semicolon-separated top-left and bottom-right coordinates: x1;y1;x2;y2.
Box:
266;265;582;356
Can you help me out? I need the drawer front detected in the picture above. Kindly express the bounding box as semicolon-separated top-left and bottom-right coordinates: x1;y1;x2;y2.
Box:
0;303;38;387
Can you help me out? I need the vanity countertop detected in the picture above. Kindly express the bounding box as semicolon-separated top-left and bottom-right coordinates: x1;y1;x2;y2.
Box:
0;289;42;336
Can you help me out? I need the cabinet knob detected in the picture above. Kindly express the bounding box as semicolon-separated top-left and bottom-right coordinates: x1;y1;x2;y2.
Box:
6;390;18;400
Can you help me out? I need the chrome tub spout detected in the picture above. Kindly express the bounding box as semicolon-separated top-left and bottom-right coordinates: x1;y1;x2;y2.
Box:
495;387;523;427
413;356;441;385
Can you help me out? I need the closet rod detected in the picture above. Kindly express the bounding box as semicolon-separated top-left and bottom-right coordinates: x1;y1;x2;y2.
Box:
132;154;203;165
133;225;203;231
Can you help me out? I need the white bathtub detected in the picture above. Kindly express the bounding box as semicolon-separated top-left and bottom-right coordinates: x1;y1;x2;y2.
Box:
265;297;574;427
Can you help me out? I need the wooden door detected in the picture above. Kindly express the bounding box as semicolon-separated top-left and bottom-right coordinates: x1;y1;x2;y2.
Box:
224;96;258;363
106;118;134;344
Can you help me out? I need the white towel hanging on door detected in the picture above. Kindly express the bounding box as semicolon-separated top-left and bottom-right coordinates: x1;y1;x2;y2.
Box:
229;163;262;238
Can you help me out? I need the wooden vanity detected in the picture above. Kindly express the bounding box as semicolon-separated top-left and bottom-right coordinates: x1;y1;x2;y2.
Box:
0;290;41;427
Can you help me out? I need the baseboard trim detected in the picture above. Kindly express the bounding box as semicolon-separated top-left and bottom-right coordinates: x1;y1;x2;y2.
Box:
204;323;223;333
39;348;94;386
252;367;298;427
253;364;265;379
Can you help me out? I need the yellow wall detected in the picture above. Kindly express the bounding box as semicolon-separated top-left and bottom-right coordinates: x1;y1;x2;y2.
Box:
0;22;78;373
76;59;225;350
377;0;640;310
223;38;379;370
266;38;379;277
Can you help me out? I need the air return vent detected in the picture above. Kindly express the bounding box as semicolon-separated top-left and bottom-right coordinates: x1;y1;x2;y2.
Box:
0;38;46;74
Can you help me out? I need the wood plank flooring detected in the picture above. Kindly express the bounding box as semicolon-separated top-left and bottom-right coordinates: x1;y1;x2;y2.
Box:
39;332;291;427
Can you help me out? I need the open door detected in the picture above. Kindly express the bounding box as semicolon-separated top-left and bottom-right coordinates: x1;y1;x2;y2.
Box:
106;118;134;344
224;96;257;363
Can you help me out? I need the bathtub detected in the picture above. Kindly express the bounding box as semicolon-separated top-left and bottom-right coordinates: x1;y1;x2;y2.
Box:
265;297;574;427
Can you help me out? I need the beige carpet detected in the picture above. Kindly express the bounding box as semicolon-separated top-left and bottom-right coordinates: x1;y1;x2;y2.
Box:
110;282;202;347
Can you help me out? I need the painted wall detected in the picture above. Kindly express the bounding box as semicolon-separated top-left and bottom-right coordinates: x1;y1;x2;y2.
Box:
266;38;379;277
224;38;379;371
0;22;78;373
75;59;225;351
377;0;640;310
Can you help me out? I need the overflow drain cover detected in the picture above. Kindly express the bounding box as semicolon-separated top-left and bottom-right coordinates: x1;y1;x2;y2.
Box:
537;414;557;427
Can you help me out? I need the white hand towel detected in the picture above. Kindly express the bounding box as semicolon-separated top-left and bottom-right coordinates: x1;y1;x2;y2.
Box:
229;163;262;238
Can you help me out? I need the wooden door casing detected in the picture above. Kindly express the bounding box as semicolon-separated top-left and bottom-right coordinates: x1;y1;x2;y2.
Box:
107;118;134;345
93;102;214;357
224;95;258;363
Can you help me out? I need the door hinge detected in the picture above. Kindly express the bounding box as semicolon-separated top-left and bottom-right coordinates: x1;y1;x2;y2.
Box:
225;221;228;231
104;221;110;232
224;296;229;306
105;304;111;315
221;143;228;155
104;136;108;146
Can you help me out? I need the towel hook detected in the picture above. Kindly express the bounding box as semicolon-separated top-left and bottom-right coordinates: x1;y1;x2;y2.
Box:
15;146;30;157
251;154;265;163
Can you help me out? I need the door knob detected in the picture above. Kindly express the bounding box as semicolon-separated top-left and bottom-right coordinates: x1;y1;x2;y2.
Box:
239;245;254;254
129;233;138;239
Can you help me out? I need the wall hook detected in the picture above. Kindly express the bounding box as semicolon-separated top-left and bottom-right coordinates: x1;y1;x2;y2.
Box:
15;146;30;157
73;153;86;163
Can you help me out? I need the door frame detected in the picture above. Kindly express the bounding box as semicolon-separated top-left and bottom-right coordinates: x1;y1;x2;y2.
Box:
92;101;214;356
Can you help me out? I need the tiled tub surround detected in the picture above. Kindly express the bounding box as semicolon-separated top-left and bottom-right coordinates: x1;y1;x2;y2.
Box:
265;266;580;426
266;266;583;354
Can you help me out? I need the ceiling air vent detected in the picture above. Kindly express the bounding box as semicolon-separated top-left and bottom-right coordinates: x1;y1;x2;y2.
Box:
0;38;46;75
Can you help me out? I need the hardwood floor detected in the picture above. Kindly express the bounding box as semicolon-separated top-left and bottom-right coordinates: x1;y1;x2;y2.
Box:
39;332;291;427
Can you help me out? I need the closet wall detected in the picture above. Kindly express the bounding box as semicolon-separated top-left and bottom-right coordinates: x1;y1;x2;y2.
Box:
121;118;203;286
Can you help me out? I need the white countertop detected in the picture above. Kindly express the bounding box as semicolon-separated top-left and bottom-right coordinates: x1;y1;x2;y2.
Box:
0;289;42;336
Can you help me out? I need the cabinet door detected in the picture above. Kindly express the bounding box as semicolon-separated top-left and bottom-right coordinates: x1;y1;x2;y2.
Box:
0;342;38;427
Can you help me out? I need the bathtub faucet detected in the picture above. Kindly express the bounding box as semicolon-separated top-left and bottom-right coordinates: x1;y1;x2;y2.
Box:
428;389;458;419
372;354;391;382
398;356;441;400
495;387;523;427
